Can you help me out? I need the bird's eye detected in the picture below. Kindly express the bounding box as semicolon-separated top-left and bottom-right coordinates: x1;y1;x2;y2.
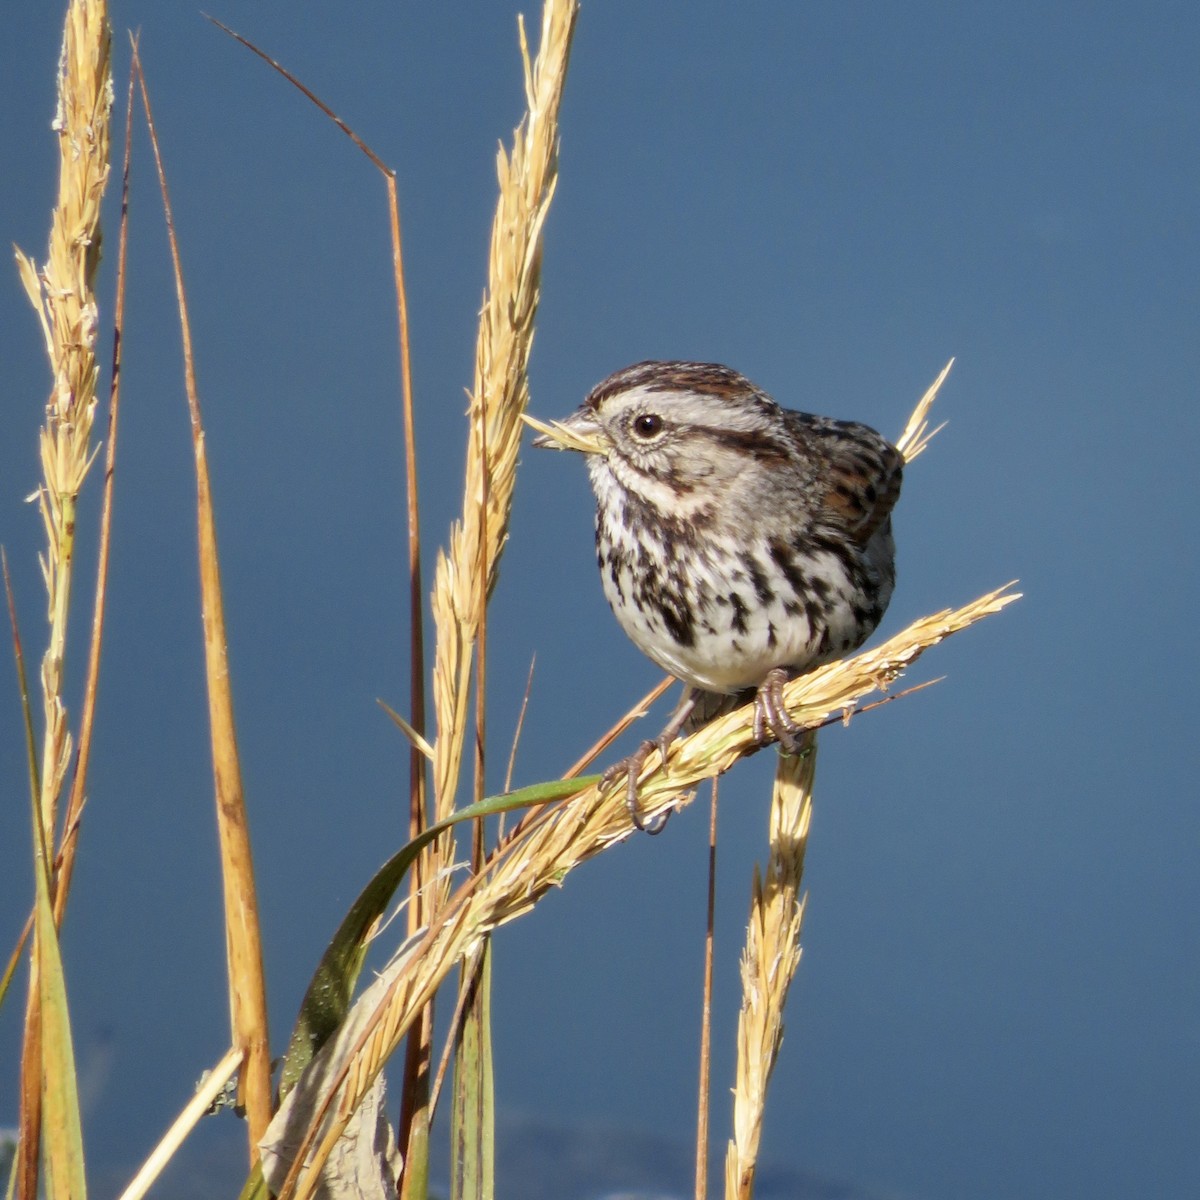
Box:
631;412;664;439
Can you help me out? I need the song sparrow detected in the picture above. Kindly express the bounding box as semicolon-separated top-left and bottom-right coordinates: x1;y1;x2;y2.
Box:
532;360;903;830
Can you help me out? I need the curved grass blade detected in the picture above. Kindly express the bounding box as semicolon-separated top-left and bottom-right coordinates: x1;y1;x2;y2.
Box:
277;775;596;1097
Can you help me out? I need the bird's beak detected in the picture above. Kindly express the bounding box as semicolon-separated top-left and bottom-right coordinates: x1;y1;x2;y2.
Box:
522;410;609;455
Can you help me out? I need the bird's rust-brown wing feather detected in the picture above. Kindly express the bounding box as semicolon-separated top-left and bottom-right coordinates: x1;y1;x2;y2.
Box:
817;426;904;546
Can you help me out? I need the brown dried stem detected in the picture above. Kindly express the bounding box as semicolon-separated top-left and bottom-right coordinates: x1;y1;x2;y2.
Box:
205;14;434;1162
201;16;428;847
695;780;720;1200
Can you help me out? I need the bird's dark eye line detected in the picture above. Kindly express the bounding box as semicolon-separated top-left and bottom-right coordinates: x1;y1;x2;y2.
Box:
632;412;664;438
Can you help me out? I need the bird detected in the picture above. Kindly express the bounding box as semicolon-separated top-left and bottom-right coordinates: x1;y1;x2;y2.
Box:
531;360;903;830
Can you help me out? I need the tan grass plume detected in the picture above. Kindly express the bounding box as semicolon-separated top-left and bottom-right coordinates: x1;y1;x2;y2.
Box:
427;0;578;870
725;743;814;1200
15;0;112;860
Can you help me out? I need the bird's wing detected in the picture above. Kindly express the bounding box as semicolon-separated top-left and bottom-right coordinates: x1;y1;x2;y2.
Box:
813;421;904;546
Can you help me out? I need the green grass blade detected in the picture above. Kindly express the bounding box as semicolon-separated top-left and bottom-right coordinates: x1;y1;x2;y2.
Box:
401;1109;431;1200
31;785;87;1200
277;775;596;1097
7;550;85;1196
235;1160;268;1200
450;943;494;1200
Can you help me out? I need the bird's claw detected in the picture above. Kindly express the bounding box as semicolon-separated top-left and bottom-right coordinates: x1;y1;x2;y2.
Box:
601;738;673;834
601;688;700;834
753;667;806;755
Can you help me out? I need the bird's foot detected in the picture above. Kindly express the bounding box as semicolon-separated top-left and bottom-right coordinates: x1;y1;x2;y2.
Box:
752;667;806;755
602;687;698;834
601;736;675;834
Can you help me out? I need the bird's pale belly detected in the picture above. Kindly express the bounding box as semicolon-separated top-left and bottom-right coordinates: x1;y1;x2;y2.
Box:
601;538;877;695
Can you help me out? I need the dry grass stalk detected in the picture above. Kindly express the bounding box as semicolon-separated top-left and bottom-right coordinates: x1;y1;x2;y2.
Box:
386;0;577;1176
54;27;135;929
200;18;439;1167
397;2;578;1174
14;0;111;879
115;1046;245;1200
429;0;579;830
13;5;111;1196
895;358;952;461
203;12;431;856
725;742;814;1200
273;578;1015;1198
391;2;577;1157
132;43;272;1158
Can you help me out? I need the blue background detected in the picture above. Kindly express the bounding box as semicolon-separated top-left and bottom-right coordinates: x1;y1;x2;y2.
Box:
2;4;1197;1198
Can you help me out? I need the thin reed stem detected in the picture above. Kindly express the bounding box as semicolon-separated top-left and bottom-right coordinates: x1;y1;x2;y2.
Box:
695;778;719;1200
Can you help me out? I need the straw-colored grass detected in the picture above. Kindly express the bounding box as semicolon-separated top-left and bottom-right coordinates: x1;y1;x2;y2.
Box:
429;1;578;833
415;0;578;1179
130;40;274;1156
6;4;1019;1198
264;572;1016;1196
726;741;814;1200
12;4;112;1198
14;0;110;885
